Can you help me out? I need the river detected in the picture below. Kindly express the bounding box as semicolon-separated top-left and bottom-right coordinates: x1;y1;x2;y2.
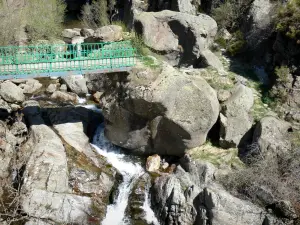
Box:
91;123;160;225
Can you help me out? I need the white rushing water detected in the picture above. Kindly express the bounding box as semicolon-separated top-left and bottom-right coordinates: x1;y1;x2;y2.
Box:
92;124;159;225
77;97;87;104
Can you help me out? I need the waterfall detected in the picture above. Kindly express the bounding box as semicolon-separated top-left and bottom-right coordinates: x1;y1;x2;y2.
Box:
91;124;159;225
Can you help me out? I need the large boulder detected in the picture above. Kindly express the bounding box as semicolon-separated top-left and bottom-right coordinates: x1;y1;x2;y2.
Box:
151;156;278;225
46;106;105;167
19;79;42;94
148;0;201;14
21;124;69;193
220;84;254;148
0;81;25;103
197;186;272;225
62;28;81;39
50;91;78;103
92;25;123;42
134;10;224;73
102;63;219;156
21;189;94;224
21;103;117;223
252;116;291;158
61;75;88;96
152;174;197;224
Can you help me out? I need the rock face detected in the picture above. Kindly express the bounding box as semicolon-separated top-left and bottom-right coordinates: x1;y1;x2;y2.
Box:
10;121;28;144
22;189;93;224
102;63;219;156
171;0;201;14
85;73;107;93
93;25;123;42
242;0;275;50
21;123;69;192
220;84;254;148
134;10;224;73
0;81;25;103
20;102;118;224
252;116;291;158
126;173;152;224
151;156;277;225
0;122;16;178
61;75;88;96
0;97;12;117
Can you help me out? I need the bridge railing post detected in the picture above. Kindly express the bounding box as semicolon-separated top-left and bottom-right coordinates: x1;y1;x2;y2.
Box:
110;47;113;70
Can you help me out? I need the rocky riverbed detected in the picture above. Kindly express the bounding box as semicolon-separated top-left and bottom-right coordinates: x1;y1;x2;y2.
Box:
1;0;300;223
0;57;298;224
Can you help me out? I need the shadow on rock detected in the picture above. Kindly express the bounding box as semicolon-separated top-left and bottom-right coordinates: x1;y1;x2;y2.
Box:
23;104;103;141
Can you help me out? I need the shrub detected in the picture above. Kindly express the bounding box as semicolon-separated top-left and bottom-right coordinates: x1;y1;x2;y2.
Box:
25;0;66;41
212;1;236;30
81;0;109;29
212;0;252;31
130;32;150;56
269;65;290;103
215;36;227;49
0;1;23;45
275;65;290;84
222;149;300;215
276;0;300;40
112;20;128;32
227;31;245;56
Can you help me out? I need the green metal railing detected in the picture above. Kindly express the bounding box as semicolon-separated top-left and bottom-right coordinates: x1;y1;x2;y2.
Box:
0;41;136;78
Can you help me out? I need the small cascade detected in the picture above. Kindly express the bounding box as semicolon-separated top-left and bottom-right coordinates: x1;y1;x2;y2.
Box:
142;191;160;225
77;96;87;104
92;124;159;225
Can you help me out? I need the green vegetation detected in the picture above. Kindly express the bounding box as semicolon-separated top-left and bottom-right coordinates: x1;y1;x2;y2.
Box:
277;0;300;40
227;31;246;56
0;0;66;44
215;31;245;56
222;150;300;215
25;0;66;41
269;65;290;103
81;0;110;29
188;143;244;168
212;0;252;31
130;32;150;56
274;65;290;84
0;1;24;45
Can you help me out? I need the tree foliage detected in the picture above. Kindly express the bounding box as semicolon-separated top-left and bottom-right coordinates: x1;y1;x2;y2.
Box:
0;1;24;45
212;0;253;31
25;0;66;41
81;0;110;29
277;0;300;40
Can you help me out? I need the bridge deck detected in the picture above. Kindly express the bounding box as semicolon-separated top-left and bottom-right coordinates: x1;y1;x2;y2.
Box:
0;41;137;79
0;57;135;79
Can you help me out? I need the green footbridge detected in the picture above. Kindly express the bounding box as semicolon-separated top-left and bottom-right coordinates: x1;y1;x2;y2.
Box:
0;41;137;79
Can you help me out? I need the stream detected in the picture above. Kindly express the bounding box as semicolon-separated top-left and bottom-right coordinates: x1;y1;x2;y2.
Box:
30;86;159;225
91;123;160;225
